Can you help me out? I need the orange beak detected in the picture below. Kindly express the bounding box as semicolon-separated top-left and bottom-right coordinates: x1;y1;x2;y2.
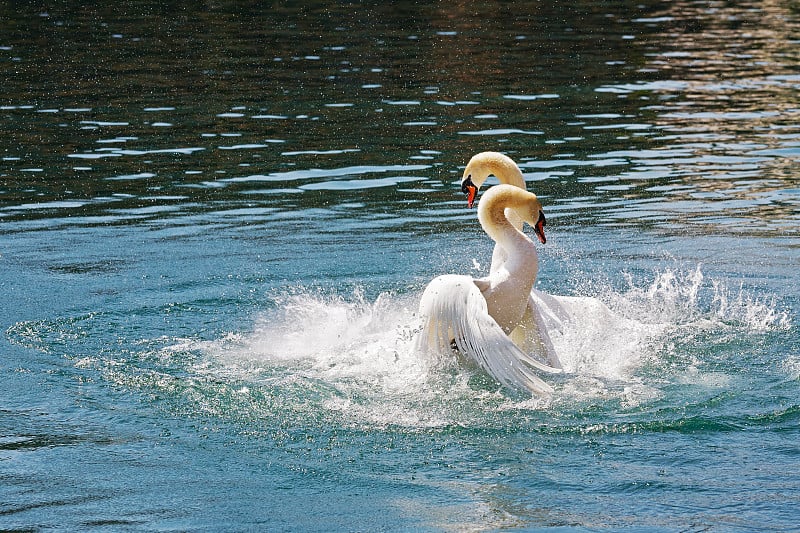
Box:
461;177;478;208
534;211;546;244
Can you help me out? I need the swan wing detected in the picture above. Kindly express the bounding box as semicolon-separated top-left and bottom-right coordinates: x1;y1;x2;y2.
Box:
418;275;554;396
510;293;564;370
531;288;572;331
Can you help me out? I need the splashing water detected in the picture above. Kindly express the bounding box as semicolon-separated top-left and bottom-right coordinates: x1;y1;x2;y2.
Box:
613;264;789;331
7;263;788;430
215;288;429;390
183;265;790;426
710;279;791;332
186;288;466;429
617;264;707;325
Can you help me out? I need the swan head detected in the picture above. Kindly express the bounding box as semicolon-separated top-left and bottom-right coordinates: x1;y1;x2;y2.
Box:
520;196;547;245
461;152;525;208
461;175;479;209
480;184;547;244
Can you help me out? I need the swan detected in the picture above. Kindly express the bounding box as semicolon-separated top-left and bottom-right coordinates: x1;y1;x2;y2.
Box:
460;152;563;371
417;184;561;396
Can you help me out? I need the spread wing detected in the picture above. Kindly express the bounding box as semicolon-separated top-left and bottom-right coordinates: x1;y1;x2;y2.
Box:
417;275;560;396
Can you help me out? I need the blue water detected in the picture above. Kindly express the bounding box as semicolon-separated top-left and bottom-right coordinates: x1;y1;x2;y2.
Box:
2;1;799;531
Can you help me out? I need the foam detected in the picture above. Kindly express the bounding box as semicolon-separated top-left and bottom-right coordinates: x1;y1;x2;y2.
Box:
188;265;791;425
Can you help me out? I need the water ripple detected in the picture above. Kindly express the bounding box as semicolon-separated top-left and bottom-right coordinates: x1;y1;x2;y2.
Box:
299;176;424;191
458;128;544;136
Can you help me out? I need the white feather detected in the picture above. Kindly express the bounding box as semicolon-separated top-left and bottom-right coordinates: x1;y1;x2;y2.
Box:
418;275;560;396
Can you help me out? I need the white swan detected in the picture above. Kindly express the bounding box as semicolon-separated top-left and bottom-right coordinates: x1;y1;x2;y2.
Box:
417;184;561;396
461;152;563;371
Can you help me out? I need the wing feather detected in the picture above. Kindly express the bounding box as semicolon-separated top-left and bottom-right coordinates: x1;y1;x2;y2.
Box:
418;275;557;396
510;294;564;370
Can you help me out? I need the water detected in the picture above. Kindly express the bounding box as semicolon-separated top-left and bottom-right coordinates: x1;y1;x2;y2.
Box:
1;1;799;530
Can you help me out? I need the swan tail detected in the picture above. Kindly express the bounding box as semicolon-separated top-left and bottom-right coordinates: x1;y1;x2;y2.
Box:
418;275;554;396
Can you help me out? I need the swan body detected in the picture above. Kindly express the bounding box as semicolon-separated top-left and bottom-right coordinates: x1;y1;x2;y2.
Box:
461;152;563;370
418;184;560;395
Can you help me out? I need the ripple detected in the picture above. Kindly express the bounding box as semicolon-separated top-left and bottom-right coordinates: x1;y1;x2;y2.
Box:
746;147;800;158
79;120;130;126
504;94;560;100
105;172;157;181
97;136;138;144
519;158;626;169
595;80;689;94
576;113;633;119
281;149;360;156
662;111;782;121
2;200;87;211
435;100;480;106
458;128;544;136
219;164;430;184
299;176;424;191
110;204;185;215
208;207;280;217
218;142;285;150
68;152;122;159
583;123;654;131
69;147;205;158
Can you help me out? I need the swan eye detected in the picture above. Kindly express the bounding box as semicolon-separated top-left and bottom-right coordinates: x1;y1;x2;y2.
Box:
461;175;474;194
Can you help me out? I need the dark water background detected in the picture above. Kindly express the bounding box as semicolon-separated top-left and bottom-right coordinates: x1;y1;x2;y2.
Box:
2;1;799;531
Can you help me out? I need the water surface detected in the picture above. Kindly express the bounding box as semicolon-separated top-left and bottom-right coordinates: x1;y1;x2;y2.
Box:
2;1;799;531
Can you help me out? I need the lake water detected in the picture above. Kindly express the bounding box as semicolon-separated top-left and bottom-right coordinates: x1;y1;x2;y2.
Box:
2;1;799;531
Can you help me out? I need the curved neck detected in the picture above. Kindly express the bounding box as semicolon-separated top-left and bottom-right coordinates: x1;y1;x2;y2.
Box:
493;159;526;190
488;155;526;229
479;200;536;268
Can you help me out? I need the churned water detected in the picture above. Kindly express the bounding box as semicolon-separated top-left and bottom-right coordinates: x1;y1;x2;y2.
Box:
1;1;799;531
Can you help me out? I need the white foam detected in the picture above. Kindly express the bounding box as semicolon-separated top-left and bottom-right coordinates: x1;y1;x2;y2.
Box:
188;265;790;424
197;289;436;393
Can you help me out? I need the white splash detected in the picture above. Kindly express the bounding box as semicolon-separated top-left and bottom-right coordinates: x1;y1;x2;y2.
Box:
193;288;448;420
189;265;790;425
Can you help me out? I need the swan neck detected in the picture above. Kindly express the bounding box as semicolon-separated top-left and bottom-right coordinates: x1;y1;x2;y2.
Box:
480;201;532;255
498;165;526;189
486;153;526;189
